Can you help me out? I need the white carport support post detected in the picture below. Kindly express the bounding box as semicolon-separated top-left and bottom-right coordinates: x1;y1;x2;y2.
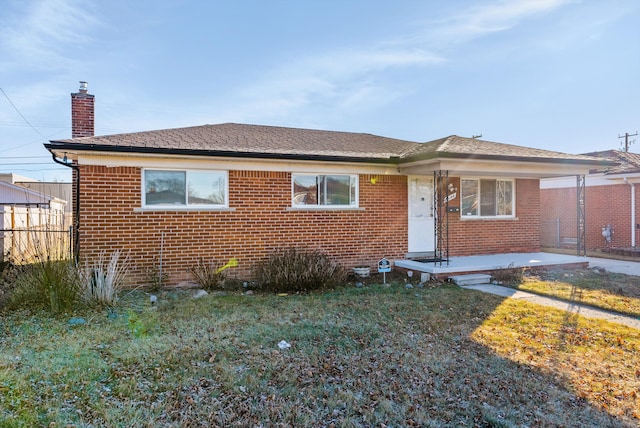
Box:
624;178;636;247
576;175;586;256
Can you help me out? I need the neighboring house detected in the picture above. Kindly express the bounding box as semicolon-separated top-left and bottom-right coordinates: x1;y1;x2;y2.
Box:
0;173;73;227
0;180;68;262
0;173;35;185
43;83;612;286
541;149;640;254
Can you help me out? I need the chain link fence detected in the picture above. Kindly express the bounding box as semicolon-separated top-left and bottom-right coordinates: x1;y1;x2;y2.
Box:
541;218;578;249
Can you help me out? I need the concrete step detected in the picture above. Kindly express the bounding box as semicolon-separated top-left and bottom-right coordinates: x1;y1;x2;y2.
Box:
449;273;492;286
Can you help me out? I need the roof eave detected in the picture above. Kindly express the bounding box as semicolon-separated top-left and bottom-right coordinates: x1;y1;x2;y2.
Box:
399;151;618;167
44;142;397;165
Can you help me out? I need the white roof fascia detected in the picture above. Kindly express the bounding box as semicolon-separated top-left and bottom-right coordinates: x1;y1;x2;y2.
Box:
74;152;401;176
399;158;595;178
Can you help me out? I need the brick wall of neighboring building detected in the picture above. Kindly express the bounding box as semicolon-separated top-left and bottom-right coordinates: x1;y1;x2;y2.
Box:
541;183;636;250
540;186;578;248
78;166;409;286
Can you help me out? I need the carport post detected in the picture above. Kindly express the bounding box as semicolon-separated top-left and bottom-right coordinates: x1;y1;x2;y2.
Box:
576;175;586;256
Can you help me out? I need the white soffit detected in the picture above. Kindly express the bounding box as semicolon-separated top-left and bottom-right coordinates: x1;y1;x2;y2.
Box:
73;152;400;175
400;158;595;178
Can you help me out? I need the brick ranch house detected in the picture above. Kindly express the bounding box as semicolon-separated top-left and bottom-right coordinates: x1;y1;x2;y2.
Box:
541;149;640;254
44;83;613;286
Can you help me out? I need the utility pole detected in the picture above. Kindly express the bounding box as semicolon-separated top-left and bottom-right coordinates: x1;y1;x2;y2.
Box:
619;131;638;152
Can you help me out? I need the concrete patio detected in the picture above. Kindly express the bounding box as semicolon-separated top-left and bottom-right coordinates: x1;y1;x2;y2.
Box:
394;252;589;279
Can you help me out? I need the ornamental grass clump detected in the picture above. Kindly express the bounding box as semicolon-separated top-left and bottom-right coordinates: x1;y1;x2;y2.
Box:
7;257;81;314
80;250;130;306
253;248;346;293
3;223;81;313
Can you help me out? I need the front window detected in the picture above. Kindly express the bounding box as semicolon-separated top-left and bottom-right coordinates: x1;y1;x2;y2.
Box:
292;174;357;207
461;178;513;217
144;169;227;207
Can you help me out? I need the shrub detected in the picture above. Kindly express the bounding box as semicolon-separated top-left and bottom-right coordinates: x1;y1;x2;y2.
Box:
0;258;19;310
7;258;81;314
189;258;238;291
492;262;526;285
253;248;346;293
0;257;11;276
1;212;77;313
144;262;168;292
126;310;158;338
79;250;130;306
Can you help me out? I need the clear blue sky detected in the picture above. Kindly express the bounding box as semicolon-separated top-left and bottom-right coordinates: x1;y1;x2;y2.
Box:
1;0;639;182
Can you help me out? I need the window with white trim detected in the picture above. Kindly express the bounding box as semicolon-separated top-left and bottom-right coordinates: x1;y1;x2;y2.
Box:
292;174;358;207
143;169;227;208
461;178;514;217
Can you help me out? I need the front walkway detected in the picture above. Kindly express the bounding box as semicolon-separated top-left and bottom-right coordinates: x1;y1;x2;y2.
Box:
396;252;640;329
394;252;589;279
462;283;640;330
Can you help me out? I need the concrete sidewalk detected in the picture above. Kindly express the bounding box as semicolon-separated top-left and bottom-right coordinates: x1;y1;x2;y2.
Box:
462;283;640;330
585;256;640;276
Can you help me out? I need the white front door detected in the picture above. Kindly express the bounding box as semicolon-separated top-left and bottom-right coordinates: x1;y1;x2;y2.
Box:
408;176;435;253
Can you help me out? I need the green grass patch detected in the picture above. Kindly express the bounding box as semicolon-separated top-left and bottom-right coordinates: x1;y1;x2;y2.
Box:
472;297;640;423
1;282;638;427
515;269;640;318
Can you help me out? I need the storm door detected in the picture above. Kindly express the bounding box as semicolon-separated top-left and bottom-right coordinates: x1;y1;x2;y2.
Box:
408;176;435;252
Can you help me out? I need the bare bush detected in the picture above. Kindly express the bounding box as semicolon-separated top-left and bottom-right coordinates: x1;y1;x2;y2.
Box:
188;258;238;291
253;248;346;293
492;262;526;285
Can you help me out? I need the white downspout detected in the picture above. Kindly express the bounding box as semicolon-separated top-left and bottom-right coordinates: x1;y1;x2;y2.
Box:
624;178;636;247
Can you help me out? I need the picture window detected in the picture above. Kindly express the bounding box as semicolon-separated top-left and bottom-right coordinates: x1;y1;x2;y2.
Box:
292;174;358;207
143;169;227;208
461;178;513;217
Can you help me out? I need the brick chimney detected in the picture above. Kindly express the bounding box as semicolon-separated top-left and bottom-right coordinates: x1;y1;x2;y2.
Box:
71;81;94;138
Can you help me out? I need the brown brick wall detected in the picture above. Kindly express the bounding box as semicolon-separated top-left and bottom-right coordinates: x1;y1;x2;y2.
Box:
71;93;94;138
447;178;541;255
78;166;409;286
78;167;543;286
541;183;636;250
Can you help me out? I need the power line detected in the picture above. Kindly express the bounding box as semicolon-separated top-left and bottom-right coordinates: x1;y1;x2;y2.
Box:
2;128;68;153
0;156;53;160
0;87;48;140
0;163;61;166
0;120;68;128
0;167;70;172
0;164;68;169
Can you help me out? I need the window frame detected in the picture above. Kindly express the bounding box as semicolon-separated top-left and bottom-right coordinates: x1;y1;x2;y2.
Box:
142;168;229;209
291;173;359;209
460;177;515;218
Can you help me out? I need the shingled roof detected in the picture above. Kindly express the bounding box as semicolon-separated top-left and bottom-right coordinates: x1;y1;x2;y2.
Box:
45;122;613;167
402;135;606;164
581;150;640;174
47;123;416;162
